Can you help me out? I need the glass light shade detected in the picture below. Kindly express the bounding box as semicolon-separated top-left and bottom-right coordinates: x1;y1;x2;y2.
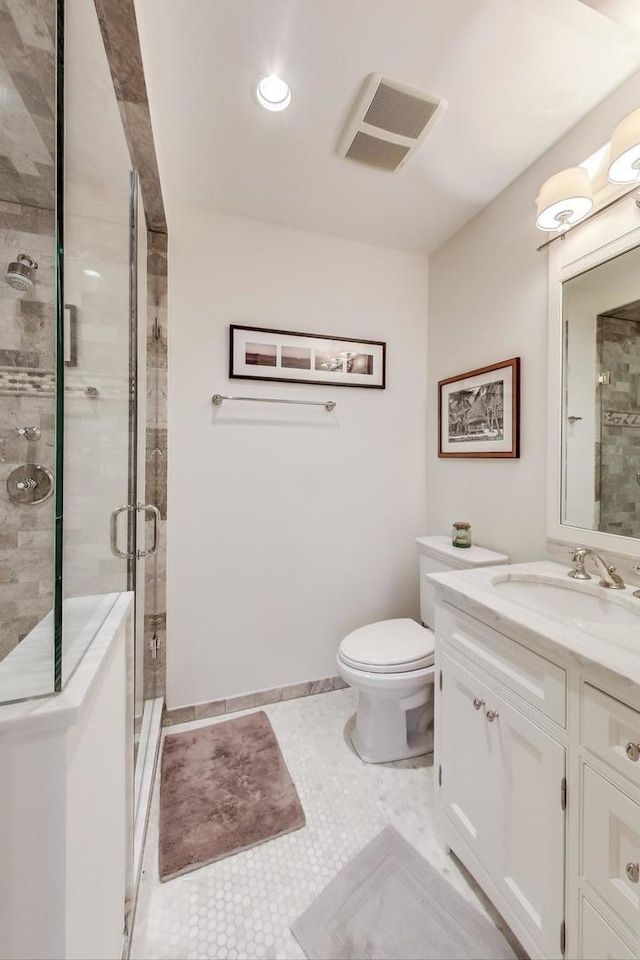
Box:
607;107;640;183
535;167;593;232
256;75;291;112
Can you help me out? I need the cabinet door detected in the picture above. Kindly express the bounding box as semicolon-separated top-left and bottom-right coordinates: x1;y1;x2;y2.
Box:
580;897;636;960
438;651;495;866
439;650;566;960
582;763;640;935
491;690;566;960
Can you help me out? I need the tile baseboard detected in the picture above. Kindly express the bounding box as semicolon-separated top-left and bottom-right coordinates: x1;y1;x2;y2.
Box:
163;675;348;726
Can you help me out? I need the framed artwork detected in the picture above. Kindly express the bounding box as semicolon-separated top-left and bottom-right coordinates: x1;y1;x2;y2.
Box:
438;357;520;458
64;304;78;367
229;325;386;389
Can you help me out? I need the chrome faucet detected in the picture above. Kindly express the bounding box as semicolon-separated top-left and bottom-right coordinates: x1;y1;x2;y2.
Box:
568;548;625;589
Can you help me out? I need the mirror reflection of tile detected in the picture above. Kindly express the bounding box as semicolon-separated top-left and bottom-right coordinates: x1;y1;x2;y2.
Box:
563;241;640;539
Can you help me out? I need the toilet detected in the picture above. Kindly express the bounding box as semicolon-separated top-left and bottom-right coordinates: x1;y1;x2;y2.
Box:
336;535;509;763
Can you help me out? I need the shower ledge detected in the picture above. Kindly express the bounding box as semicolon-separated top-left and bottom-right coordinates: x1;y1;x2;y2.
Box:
0;592;133;738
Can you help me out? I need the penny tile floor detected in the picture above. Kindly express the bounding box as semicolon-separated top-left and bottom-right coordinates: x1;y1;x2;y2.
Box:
130;688;521;960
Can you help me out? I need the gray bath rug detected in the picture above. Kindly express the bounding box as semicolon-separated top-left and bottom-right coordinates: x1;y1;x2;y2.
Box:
159;710;305;881
291;825;518;960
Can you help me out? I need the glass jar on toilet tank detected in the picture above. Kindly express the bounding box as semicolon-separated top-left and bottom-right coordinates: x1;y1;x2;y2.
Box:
452;521;472;548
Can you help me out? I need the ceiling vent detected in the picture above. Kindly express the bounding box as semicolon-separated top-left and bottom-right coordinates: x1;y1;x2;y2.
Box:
337;74;447;173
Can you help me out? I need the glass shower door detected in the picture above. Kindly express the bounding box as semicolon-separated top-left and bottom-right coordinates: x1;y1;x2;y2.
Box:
61;0;136;682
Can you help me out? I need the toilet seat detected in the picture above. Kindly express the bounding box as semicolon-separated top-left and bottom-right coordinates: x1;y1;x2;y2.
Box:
338;618;435;674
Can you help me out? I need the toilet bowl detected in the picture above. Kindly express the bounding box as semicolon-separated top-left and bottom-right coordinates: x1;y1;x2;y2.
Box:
337;535;509;764
337;618;435;763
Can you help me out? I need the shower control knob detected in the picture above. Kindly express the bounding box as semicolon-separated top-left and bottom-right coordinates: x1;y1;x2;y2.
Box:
472;698;485;710
6;464;53;505
486;710;499;723
15;426;41;441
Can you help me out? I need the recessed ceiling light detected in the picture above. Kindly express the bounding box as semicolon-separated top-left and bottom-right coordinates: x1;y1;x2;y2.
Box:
83;269;101;278
256;75;291;112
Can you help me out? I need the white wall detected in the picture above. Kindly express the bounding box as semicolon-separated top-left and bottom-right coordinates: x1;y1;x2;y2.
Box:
167;209;428;709
426;69;640;563
0;594;132;960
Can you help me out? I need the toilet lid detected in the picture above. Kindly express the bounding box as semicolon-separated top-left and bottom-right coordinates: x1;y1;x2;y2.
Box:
339;619;435;674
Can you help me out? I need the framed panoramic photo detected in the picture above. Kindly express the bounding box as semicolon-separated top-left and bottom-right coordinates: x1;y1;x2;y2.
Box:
438;357;520;458
229;325;386;389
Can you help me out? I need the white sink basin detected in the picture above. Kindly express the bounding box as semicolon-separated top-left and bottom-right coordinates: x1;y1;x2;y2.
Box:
491;575;640;625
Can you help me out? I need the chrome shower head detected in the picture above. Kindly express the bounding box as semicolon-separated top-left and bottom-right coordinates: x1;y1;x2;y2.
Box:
6;254;38;293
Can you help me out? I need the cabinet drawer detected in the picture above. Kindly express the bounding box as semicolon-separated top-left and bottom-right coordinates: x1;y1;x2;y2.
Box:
580;897;636;960
582;764;640;935
582;683;640;790
437;604;566;726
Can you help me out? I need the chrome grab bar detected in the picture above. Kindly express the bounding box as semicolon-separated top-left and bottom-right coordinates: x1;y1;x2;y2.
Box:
212;393;336;412
110;503;161;560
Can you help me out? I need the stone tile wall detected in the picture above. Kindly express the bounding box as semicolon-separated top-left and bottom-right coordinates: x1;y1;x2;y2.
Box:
0;201;56;661
0;0;55;207
143;230;167;699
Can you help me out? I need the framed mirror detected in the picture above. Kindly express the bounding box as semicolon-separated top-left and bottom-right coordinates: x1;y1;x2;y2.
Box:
547;195;640;556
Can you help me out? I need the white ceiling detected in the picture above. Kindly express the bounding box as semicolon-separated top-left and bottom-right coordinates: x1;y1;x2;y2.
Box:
135;0;640;253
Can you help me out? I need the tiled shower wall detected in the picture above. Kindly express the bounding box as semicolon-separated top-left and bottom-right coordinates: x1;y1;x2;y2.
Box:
597;315;640;539
144;230;167;699
0;0;56;661
0;0;169;696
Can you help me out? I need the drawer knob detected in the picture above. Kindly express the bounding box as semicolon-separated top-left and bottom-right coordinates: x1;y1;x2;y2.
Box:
626;862;639;883
486;710;499;723
473;698;486;711
626;742;640;762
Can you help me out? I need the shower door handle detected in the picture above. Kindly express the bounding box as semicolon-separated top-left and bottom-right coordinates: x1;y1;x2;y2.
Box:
110;504;136;559
137;503;161;559
111;503;161;559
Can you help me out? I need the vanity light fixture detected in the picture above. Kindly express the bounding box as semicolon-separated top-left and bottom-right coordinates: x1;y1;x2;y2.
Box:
255;75;291;112
536;106;640;245
535;167;594;233
607;106;640;183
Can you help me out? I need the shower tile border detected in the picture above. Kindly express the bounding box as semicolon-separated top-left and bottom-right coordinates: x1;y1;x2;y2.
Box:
162;675;348;726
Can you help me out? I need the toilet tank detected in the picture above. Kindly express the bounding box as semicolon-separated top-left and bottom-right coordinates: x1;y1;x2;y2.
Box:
416;535;509;629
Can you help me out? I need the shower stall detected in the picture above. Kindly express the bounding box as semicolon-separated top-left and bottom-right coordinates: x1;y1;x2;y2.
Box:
0;0;164;920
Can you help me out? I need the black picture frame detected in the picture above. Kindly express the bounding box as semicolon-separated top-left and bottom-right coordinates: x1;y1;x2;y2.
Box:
229;324;386;389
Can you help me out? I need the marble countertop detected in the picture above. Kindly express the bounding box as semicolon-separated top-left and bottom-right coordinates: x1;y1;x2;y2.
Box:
0;592;133;738
0;593;121;703
429;560;640;696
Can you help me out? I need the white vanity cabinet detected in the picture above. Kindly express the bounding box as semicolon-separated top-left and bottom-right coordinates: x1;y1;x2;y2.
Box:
578;684;640;959
435;595;640;960
436;602;567;960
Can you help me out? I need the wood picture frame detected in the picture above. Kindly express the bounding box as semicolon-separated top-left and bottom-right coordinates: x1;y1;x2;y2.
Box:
438;357;520;458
